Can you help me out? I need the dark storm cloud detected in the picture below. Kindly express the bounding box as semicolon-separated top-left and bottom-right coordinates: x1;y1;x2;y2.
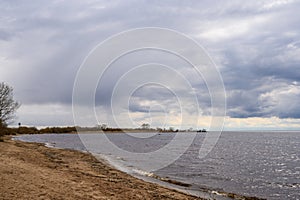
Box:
0;0;122;104
201;1;300;119
1;0;300;125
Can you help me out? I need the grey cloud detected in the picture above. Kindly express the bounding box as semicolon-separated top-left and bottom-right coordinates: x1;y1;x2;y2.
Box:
1;0;300;127
201;1;300;118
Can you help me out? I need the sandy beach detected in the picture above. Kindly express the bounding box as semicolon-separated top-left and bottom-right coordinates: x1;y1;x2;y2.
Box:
0;136;201;200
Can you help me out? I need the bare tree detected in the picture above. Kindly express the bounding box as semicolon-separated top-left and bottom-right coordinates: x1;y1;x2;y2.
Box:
0;82;20;127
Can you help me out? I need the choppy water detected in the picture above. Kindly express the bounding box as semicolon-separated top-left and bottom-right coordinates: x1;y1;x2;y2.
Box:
16;131;300;200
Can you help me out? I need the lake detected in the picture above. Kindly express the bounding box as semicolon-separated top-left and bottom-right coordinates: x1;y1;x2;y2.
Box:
16;131;300;200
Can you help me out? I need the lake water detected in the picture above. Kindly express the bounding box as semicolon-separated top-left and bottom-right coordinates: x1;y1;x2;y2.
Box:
16;131;300;200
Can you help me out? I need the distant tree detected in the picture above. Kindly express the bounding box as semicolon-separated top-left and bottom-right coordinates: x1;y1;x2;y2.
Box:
0;82;20;127
99;124;108;130
169;127;174;132
141;123;150;129
156;127;163;132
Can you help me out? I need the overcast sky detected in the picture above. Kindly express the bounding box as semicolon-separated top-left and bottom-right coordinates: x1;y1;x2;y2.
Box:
1;0;300;130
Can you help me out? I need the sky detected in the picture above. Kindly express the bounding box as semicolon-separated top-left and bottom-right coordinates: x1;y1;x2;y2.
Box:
1;0;300;130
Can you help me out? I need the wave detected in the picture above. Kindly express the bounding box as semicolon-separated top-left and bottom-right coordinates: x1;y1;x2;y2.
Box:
91;152;266;200
132;168;192;187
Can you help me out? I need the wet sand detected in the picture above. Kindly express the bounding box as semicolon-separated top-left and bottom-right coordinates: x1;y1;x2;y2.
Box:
0;136;201;200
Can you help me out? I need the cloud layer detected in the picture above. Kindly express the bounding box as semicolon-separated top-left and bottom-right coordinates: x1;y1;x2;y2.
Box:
1;0;300;128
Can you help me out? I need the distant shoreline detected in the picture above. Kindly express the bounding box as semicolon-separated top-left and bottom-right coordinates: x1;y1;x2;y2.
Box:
1;125;206;136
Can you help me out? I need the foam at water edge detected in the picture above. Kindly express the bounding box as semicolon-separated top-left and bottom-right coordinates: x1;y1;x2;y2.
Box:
90;153;228;200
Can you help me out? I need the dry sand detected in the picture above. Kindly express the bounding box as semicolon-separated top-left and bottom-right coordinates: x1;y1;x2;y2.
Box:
0;136;202;200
